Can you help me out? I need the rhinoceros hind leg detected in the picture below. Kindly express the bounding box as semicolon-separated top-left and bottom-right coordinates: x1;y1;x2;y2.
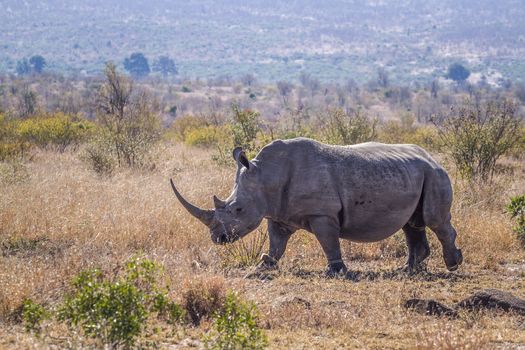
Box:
402;224;430;273
430;221;463;271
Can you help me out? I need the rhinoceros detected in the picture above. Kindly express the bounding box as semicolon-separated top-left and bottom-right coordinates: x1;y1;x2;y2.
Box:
170;137;463;275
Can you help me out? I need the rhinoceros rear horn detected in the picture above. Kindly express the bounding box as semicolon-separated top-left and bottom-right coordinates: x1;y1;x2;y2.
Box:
170;179;214;226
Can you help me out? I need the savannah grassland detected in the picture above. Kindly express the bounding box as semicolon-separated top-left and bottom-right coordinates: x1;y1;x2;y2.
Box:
0;133;524;349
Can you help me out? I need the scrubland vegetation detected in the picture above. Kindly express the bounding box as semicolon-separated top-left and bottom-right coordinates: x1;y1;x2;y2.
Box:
0;65;525;349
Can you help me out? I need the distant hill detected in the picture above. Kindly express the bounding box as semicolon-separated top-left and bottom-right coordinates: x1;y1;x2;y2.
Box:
1;0;524;83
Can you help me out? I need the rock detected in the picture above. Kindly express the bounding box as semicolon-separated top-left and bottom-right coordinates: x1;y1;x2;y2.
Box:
404;298;458;318
457;289;525;315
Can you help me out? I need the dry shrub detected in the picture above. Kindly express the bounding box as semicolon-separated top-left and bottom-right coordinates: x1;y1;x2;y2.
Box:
182;276;226;325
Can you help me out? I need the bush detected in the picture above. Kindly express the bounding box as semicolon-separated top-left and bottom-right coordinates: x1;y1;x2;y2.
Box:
433;99;523;181
506;195;525;247
322;108;377;145
378;113;439;150
182;277;226;326
0;114;31;161
83;139;116;176
168;115;208;142
22;299;50;333
218;229;268;269
205;292;268;350
231;105;262;158
95;63;161;168
58;257;182;348
17;113;94;152
185;125;230;148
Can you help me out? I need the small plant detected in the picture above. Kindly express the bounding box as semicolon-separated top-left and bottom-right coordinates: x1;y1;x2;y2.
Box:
506;195;525;246
58;256;182;348
22;299;49;333
218;229;268;269
205;292;268;350
182;277;226;326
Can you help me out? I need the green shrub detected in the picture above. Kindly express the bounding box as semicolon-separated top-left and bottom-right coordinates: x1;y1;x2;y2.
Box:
58;256;182;348
378;114;439;150
168;115;208;142
433;99;523;181
205;292;268;350
231;105;262;158
151;292;186;325
210;105;265;165
322;108;377;145
185;125;230;148
17;113;95;152
0;114;31;161
22;299;50;333
506;195;525;247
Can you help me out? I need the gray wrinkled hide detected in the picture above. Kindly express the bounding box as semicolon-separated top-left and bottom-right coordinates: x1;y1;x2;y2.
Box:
172;137;463;273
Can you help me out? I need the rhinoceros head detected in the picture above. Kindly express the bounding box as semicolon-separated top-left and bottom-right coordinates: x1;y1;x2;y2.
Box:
170;147;265;244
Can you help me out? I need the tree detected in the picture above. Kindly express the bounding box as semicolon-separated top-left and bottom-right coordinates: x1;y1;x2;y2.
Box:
16;59;32;76
430;79;440;99
123;52;150;79
377;68;389;88
276;81;293;106
153;55;177;77
15;86;39;118
446;63;470;83
299;72;320;98
29;55;46;74
95;62;161;167
240;73;256;87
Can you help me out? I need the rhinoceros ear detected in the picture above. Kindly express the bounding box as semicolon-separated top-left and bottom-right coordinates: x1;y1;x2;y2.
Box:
233;146;251;169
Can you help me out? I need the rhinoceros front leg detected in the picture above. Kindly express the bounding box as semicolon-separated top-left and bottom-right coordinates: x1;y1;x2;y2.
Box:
402;224;431;273
309;216;348;276
257;220;293;271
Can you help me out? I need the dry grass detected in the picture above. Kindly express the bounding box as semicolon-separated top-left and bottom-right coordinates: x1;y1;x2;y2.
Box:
0;142;524;349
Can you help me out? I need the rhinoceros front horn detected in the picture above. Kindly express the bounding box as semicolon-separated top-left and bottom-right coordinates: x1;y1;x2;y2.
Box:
170;179;214;226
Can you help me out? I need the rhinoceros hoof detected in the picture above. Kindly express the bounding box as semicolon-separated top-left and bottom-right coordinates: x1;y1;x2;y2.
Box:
325;262;348;277
445;249;463;271
256;254;279;271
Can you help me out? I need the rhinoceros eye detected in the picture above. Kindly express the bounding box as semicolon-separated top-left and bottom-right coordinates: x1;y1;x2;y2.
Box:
236;207;243;213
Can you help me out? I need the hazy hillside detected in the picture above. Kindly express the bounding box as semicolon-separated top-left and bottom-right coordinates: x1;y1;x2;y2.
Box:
1;0;525;83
